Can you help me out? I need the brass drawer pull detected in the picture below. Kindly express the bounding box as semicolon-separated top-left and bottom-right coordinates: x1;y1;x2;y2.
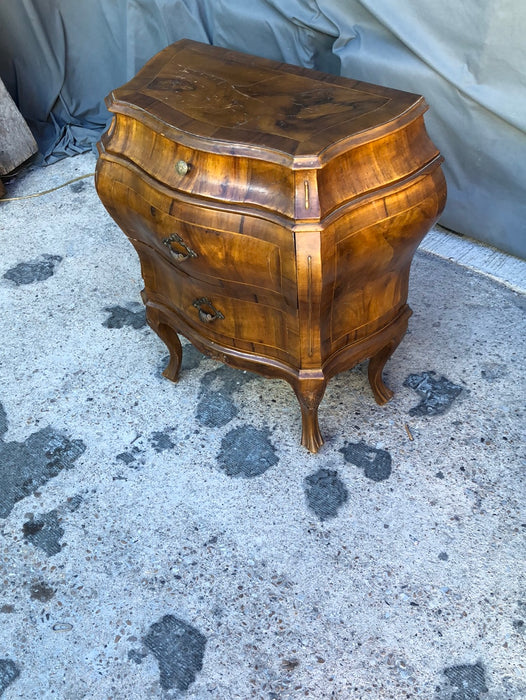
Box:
162;233;197;261
175;159;189;175
193;297;224;324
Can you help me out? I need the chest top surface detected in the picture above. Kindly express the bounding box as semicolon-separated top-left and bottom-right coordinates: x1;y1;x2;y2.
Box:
107;39;425;163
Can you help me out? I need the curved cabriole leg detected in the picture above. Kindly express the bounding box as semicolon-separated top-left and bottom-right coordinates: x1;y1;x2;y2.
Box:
146;307;182;382
157;323;182;382
368;337;403;405
292;376;327;453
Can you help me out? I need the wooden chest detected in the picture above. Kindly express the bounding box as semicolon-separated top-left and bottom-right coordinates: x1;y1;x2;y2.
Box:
95;39;446;452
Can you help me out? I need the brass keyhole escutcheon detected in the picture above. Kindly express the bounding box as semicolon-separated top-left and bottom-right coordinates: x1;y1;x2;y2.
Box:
175;159;189;175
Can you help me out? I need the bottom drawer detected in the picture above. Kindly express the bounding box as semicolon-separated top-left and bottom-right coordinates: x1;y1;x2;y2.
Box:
134;240;300;365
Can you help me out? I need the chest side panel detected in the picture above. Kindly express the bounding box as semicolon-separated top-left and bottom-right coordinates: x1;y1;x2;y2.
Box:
323;164;446;358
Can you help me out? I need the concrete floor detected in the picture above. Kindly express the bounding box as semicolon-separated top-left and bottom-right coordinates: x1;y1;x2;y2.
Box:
0;152;525;699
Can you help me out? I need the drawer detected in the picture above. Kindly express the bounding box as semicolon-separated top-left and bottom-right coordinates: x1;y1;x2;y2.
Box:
135;240;300;365
97;156;298;310
102;115;295;218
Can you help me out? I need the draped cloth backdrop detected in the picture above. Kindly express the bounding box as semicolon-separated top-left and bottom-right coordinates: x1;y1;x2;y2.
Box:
0;0;524;258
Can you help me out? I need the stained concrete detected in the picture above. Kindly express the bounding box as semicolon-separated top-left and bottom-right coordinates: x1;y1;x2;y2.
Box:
196;365;258;429
0;152;525;698
3;254;62;285
0;661;20;696
441;663;489;700
142;615;207;691
403;372;464;417
304;469;349;521
0;413;86;519
339;441;393;482
23;509;64;556
217;426;278;477
103;303;147;330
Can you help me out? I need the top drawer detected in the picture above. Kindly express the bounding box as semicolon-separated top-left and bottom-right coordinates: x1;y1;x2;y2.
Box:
102;115;295;218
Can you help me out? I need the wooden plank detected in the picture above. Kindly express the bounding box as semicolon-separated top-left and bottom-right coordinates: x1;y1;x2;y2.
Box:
0;78;38;175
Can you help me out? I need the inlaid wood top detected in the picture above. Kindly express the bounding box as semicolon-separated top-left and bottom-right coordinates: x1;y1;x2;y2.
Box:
107;39;426;163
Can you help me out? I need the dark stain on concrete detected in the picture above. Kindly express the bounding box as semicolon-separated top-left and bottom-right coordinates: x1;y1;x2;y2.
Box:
29;580;55;602
69;180;87;193
23;510;64;556
181;343;206;372
158;343;205;380
142;614;206;691
181;344;205;371
150;431;175;452
403;371;463;416
3;254;62;285
196;365;257;428
116;449;140;465
0;659;20;696
0;404;86;519
512;619;524;634
442;662;488;699
103;303;146;329
0;605;15;614
217;425;278;478
196;390;238;428
0;403;7;438
202;364;257;395
127;648;148;664
438;552;449;561
65;494;83;512
339;441;392;482
116;444;147;468
304;468;348;521
480;363;508;382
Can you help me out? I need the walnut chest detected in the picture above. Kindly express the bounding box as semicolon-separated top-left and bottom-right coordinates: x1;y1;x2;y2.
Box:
95;39;446;452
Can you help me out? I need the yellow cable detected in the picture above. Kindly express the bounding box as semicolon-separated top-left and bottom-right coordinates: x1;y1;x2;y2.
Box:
0;173;95;202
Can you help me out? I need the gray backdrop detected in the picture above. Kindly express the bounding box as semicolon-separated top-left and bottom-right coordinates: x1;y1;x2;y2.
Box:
1;0;524;258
